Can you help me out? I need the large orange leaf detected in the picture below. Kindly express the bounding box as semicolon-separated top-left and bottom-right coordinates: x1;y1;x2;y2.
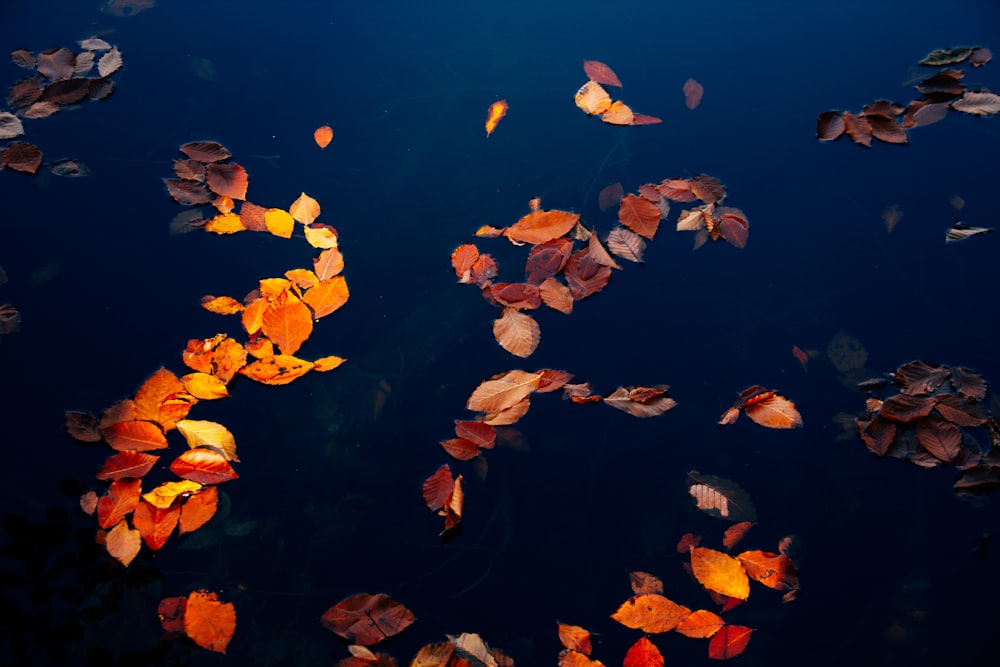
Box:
623;637;663;667
264;207;295;238
133;500;179;551
184;589;236;654
493;308;540;358
97;478;141;529
600;100;634;125
290;192;321;224
314;247;345;280
133;367;184;422
303;276;349;318
179;486;218;535
504;209;580;245
261;293;313;355
181;372;230;400
320;593;416;645
95;451;159;481
618;194;661;240
466;370;542;413
611;593;691;633
708;625;752;660
102;420;168;452
170;448;239;484
690;547;750;600
741;391;803;429
239;354;314;385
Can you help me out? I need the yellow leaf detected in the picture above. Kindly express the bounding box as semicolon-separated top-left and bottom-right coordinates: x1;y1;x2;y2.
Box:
289;192;321;224
181;372;230;400
204;212;246;234
264;208;294;238
302;276;349;319
574;80;612;115
690;547;750;600
176;419;239;461
304;225;338;249
142;480;202;509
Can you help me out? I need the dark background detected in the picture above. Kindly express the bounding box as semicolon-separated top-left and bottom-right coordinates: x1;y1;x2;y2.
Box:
1;1;998;665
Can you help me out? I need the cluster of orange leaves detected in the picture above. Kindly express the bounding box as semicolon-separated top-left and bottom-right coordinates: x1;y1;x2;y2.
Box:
557;473;798;665
817;45;998;147
855;360;1000;496
64;138;350;654
574;60;661;126
1;39;123;174
158;589;237;654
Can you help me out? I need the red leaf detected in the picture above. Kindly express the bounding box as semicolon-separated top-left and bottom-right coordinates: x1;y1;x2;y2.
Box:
564;248;611;299
422;464;454;511
320;593;416;645
583;60;622;87
96;451;160;480
455;421;495;448
524;238;574;285
624;637;663;667
598;182;624;211
102;420;168;451
708;625;753;659
205;162;248;200
618;193;661;239
440;437;480;461
97;478;142;529
179;141;231;163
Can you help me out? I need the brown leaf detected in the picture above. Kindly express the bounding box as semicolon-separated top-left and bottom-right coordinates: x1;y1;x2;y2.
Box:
179;141;231;163
603;386;677;418
605;227;645;263
466;370;542;413
683;78;704;109
321;593;416;646
817;110;845;140
493;308;541;358
583;60;622;87
843;112;873;147
618;193;661;239
206;162;248;200
2;141;42;174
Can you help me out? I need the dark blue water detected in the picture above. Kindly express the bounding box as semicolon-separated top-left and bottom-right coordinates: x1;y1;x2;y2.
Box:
2;1;999;665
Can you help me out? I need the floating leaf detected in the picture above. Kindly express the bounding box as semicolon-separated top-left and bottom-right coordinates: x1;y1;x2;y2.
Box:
674;609;725;639
184;590;237;654
303;276;349;318
493;308;541;358
583;60;622;87
133;500;179;550
0;112;24;140
683;78;704;109
290;192;321;224
603;385;677;418
708;625;753;660
97;46;123;77
314;125;333;148
239;354;314;385
611;594;691;633
690;547;750;600
467;370;542;413
261;293;313;355
105;520;142;567
96;451;159;481
485;99;509;137
618;194;661;239
557;624;592;655
945;222;993;243
504;209;580;245
600;100;634;125
97;478;141;529
179;141;231;163
623;637;663;667
2;141;42;174
687;471;758;523
575;80;612;115
321;593;416;645
170;449;239;484
102;420;168;451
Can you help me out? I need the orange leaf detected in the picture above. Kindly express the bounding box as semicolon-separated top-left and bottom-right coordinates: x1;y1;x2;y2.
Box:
623;637;663;667
290;192;321;224
314;125;333;148
142;480;202;509
320;593;416;645
200;295;244;315
303;276;349;319
611;593;691;633
239;354;314;385
179;486;218;534
742;391;803;429
466;370;542;413
485;99;509;137
603;385;677;418
722;521;754;550
600;100;634;125
184;589;237;654
451;243;480;282
504;209;580;245
539;277;574;314
629;571;663;595
170;448;238;485
97;478;141;529
313;355;347;372
305;223;339;249
204;212;246;234
261;294;313;355
736;550;799;591
674;609;724;638
440;437;481;461
690;547;750;600
95;451;159;481
176;419;238;460
133;499;180;551
455;421;495;448
133;367;185;422
105;520;142;567
557;623;592;655
102;420;168;452
493;308;540;358
181;372;230;399
618;194;661;240
574;80;612;115
707;625;753;660
314;247;345;280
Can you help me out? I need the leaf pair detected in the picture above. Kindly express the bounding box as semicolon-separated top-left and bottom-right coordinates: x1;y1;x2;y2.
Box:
718;386;803;429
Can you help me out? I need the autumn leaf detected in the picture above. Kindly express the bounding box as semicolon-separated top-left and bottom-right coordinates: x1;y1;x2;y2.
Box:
97;478;141;529
320;593;416;645
184;589;237;653
466;370;542;413
142;480;202;509
289;192;321;224
105;521;142;567
690;547;750;600
707;625;753;660
102;420;168;451
261;292;313;355
618;193;661;239
674;609;725;638
264;207;295;238
170;448;239;485
683;78;704;109
239;354;314;385
133;500;179;550
687;471;758;523
96;451;159;481
176;419;238;460
575;80;612;115
736;550;799;591
493;308;541;358
179;486;218;534
205;162;248;200
303;276;350;319
314;125;333;148
485;99;509;137
583;60;622;87
623;637;663;667
504;209;580;245
557;624;592;655
611;593;691;633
